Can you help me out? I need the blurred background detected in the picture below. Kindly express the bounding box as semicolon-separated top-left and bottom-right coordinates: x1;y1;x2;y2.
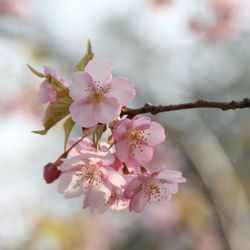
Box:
1;0;250;249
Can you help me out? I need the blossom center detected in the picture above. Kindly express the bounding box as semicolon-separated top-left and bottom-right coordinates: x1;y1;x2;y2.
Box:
73;164;102;189
144;178;167;203
87;81;109;103
126;129;146;148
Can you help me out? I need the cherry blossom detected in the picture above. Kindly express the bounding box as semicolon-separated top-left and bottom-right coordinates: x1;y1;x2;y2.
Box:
57;138;115;199
113;115;166;167
124;166;186;212
32;52;187;214
69;58;136;128
83;174;129;213
37;65;58;104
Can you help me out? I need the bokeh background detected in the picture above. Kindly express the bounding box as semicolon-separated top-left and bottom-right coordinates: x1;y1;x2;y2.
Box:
1;0;250;249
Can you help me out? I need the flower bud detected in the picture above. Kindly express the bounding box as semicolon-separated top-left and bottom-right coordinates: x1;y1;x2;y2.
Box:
43;162;62;184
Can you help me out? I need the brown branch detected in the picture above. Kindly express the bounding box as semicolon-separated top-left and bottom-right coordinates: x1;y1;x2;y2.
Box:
122;98;250;117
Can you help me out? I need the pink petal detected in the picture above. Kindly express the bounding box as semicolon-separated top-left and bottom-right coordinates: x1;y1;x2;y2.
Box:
157;168;186;182
129;190;147;212
57;172;83;199
113;119;130;141
70;102;96;128
58;158;83;171
124;177;142;198
38;80;56;104
83;184;110;213
94;97;120;124
44;65;57;76
166;183;179;194
110;198;129;211
132;144;153;164
115;141;130;162
108;76;136;106
103;167;126;187
81;146;115;166
70;72;93;102
132;115;151;130
144;121;166;146
85;58;112;84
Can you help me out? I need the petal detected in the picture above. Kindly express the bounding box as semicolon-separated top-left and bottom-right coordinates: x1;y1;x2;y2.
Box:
113;119;130;141
144;121;166;146
94;97;120;124
58;158;83;171
157;168;186;184
115;141;130;162
132;145;153;164
85;58;112;84
44;65;57;76
81;147;115;166
57;172;83;199
129;190;147;212
124;177;142;198
110;198;129;211
70;102;97;128
38;80;56;104
132;115;151;130
102;167;126;187
108;76;136;106
83;184;110;213
70;72;93;102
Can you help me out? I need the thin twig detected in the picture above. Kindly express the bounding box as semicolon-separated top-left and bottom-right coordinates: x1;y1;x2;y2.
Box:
122;98;250;117
59;135;87;159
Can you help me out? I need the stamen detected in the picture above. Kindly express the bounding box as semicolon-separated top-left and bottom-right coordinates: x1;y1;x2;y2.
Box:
126;129;147;149
72;164;102;189
85;81;110;103
144;178;168;203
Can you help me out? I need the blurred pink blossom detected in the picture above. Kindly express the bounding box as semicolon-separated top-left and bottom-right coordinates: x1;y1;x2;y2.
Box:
195;232;223;250
0;0;30;17
190;0;243;41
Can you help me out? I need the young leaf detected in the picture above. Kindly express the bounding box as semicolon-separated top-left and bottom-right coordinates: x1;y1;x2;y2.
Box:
74;40;94;72
33;96;73;135
63;117;75;150
27;64;45;78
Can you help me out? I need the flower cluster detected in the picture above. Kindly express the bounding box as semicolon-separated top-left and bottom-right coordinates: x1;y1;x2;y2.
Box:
32;50;185;213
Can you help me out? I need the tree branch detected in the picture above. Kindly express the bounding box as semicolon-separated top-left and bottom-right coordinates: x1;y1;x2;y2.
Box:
122;98;250;117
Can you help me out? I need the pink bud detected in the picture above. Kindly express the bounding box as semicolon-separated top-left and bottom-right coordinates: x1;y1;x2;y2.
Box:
43;162;62;184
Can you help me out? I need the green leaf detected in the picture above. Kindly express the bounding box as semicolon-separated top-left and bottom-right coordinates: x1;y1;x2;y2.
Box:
33;96;73;135
27;64;45;78
74;40;94;72
63;117;75;150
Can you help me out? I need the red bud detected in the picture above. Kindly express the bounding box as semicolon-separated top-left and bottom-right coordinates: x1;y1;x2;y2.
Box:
43;162;62;184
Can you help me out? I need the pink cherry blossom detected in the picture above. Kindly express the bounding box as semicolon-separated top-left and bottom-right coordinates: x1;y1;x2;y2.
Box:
124;166;186;213
83;173;129;213
57;138;115;199
37;65;57;104
113;115;166;167
69;58;136;128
